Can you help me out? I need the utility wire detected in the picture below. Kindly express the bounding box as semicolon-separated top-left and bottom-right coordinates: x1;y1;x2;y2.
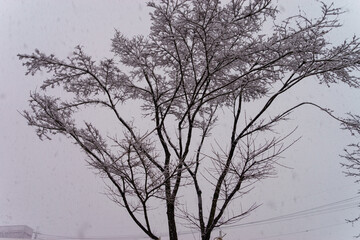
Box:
35;195;360;240
175;195;359;236
249;221;348;240
218;195;360;230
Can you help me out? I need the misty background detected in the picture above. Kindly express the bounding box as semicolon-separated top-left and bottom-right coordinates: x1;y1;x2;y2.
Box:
1;0;360;239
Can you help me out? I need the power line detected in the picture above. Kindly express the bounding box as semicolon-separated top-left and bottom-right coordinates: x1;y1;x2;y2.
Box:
249;222;348;240
35;195;360;240
220;195;359;229
152;194;354;236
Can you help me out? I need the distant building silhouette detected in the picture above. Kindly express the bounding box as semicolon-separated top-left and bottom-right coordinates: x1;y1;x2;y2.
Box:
0;226;33;239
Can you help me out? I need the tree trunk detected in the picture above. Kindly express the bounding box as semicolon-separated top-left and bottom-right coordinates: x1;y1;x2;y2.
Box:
202;231;212;240
166;202;178;240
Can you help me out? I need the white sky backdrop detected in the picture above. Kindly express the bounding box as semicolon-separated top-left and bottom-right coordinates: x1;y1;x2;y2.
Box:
0;0;360;239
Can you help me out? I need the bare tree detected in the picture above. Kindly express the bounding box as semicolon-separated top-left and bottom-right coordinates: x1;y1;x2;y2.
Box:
341;114;360;237
18;1;360;240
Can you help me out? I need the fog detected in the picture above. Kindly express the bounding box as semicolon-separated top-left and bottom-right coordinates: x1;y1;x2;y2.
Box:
0;0;359;239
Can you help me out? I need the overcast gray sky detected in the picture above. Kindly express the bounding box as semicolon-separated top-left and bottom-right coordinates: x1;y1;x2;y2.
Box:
1;0;360;240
